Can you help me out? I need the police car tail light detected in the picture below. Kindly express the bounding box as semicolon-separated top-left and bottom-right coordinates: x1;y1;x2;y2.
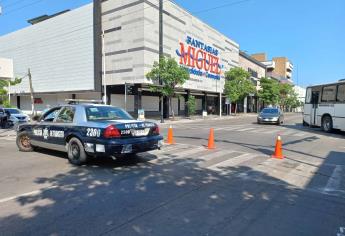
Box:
104;125;121;138
152;126;160;135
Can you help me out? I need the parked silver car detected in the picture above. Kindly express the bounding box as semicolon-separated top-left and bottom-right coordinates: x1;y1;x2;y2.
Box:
5;108;30;123
257;108;284;125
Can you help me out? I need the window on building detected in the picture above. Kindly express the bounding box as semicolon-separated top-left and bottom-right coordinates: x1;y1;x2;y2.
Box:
248;68;258;78
337;84;345;102
321;85;336;102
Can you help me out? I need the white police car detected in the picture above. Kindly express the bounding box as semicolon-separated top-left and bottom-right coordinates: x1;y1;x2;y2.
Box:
16;100;163;165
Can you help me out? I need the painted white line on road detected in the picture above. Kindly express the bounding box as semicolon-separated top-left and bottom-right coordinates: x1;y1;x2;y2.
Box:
324;165;343;193
237;128;256;132
293;132;307;137
207;153;257;171
0;185;57;204
262;129;280;134
177;150;238;167
280;130;296;136
283;163;319;188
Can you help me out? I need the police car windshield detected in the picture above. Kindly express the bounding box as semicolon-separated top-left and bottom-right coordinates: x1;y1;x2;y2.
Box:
85;106;133;121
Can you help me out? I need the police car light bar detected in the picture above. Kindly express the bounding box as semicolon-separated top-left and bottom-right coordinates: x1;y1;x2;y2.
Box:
65;99;104;104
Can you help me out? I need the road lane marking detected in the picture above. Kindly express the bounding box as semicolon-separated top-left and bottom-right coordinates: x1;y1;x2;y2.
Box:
0;185;57;204
207;153;258;171
280;130;296;136
293;132;307;137
324;165;343;193
237;128;256;132
282;163;319;188
175;150;238;167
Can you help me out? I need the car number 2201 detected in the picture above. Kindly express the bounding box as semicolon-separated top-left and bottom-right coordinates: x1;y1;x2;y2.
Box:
86;128;101;137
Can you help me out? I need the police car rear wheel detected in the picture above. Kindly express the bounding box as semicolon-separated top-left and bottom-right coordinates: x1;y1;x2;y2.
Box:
67;138;88;165
16;131;34;152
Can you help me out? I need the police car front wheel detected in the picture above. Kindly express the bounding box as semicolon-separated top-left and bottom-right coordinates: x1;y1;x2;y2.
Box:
67;138;88;165
16;131;34;152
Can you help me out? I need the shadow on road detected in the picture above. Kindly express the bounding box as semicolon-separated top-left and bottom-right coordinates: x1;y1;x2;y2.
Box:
1;147;345;236
282;122;345;139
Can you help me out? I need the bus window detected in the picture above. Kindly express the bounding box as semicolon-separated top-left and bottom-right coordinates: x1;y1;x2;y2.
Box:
337;84;345;102
321;85;336;102
305;88;312;103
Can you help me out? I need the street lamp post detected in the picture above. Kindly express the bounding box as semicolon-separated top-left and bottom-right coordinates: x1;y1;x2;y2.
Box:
102;30;107;105
159;0;164;123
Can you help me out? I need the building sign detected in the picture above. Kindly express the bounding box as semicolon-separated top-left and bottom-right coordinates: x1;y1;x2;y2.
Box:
176;36;223;80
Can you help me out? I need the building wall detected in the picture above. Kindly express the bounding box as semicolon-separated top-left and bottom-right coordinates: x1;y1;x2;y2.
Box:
272;57;288;78
0;4;95;94
10;92;101;113
251;53;267;62
101;0;240;93
239;54;266;80
101;0;147;86
144;0;239;93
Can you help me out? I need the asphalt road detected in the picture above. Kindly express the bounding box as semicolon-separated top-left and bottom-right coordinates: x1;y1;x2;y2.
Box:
0;113;345;236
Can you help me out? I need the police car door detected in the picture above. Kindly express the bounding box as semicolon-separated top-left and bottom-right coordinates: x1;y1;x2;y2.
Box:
50;106;76;151
30;107;62;148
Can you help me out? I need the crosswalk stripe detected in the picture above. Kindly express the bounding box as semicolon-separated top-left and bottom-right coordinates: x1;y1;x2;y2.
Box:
249;158;294;180
293;132;307;137
237;128;256;132
280;130;296;136
324;165;343;193
207;153;257;171
262;129;281;134
283;163;319;188
222;126;246;131
177;150;238;166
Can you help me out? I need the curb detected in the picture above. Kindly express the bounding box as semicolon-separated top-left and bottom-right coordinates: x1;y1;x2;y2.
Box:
152;114;258;126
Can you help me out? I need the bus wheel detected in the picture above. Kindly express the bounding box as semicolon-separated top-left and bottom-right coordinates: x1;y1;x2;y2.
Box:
322;116;333;132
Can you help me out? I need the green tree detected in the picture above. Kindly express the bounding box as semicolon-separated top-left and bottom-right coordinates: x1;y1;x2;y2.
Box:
0;78;22;107
258;77;280;106
146;56;189;119
224;67;255;114
186;95;196;116
279;83;294;111
285;91;301;111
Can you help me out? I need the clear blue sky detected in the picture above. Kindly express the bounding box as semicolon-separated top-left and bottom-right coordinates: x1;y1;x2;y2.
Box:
0;0;344;87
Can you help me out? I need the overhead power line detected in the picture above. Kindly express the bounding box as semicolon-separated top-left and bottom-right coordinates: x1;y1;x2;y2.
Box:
1;0;46;16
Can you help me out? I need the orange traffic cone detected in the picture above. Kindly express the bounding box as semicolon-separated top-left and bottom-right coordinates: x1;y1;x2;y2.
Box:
207;128;216;149
165;125;176;145
272;135;285;159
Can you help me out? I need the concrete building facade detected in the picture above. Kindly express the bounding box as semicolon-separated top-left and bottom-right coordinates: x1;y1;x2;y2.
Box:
0;0;240;117
238;51;266;112
101;0;239;117
251;53;293;83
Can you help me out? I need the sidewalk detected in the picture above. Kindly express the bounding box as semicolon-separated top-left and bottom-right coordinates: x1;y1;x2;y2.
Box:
146;113;258;126
0;129;16;137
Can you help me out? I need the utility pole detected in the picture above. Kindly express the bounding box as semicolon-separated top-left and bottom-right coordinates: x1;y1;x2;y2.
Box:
102;30;107;105
28;69;35;116
125;82;127;111
8;79;10;105
159;0;164;123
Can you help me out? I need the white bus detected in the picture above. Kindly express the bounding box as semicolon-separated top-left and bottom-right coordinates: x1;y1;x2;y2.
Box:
303;80;345;132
